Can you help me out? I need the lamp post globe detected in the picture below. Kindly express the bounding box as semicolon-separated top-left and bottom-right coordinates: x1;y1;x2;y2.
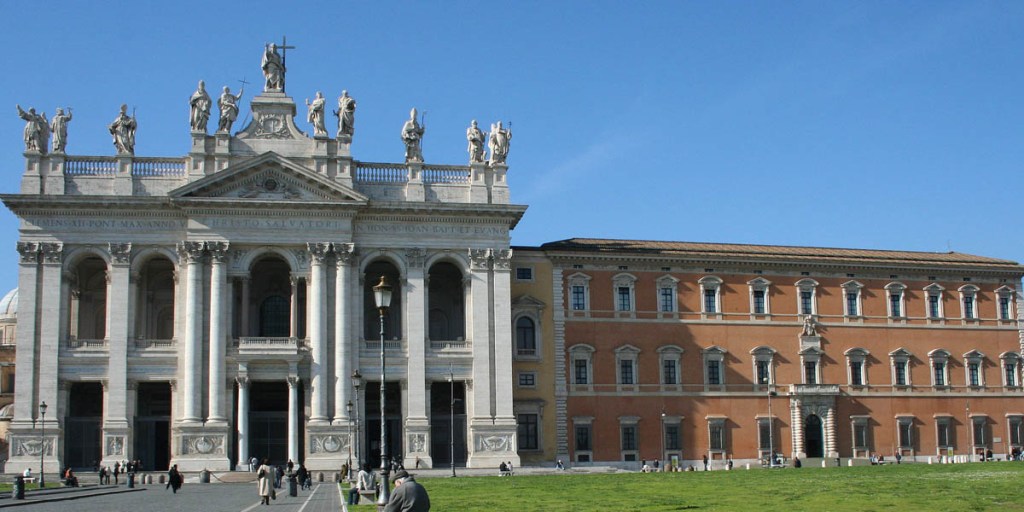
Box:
373;276;392;507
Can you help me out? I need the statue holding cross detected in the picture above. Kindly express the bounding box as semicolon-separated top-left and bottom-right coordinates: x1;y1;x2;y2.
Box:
261;38;295;92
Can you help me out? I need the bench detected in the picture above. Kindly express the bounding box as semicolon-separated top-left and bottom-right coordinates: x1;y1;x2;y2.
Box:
357;489;376;503
499;469;514;477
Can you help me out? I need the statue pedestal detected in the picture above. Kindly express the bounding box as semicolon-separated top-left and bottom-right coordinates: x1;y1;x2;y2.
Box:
305;425;352;472
171;423;231;472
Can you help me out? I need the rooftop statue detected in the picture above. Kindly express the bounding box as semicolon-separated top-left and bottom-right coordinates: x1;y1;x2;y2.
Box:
50;107;73;153
262;43;285;92
108;104;136;155
488;121;512;165
217;86;244;133
189;80;212;133
306;91;327;138
16;105;49;153
402;108;425;163
334;90;356;138
467;120;485;163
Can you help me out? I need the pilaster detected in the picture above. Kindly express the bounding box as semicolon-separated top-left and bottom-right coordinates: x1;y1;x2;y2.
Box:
12;242;39;428
177;241;205;424
791;398;804;459
236;376;250;470
44;153;66;195
308;242;330;425
20;152;42;193
333;243;355;424
288;375;301;463
207;242;229;425
489;163;510;204
491;249;515;423
469;163;488;203
113;155;133;195
104;243;132;436
213;132;231;172
406;162;424;201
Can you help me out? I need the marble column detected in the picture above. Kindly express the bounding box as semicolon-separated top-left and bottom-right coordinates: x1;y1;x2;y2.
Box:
491;249;515;423
105;244;132;434
333;243;355;423
404;248;427;422
468;249;494;422
236;376;250;470
12;242;39;426
289;276;299;339
207;242;229;424
178;241;206;424
308;243;330;424
37;243;64;419
825;406;837;457
287;376;300;462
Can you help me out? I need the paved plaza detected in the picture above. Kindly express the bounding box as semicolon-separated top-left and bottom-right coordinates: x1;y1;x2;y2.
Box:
0;482;343;512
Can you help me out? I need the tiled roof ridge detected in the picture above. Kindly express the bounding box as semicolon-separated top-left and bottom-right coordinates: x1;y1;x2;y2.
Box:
538;237;1019;266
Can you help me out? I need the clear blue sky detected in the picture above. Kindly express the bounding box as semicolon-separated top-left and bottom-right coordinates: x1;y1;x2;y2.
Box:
1;1;1022;295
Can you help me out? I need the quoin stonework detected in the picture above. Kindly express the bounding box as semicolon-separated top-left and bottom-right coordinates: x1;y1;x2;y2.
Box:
4;46;1024;475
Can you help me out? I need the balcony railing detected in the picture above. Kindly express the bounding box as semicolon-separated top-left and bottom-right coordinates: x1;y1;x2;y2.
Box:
134;338;177;349
235;337;307;355
64;157;118;175
131;157;187;176
354;163;408;183
430;339;471;351
363;339;404;351
422;165;470;184
64;338;108;350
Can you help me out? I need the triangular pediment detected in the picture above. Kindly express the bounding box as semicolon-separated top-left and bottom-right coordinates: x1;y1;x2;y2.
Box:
170;152;368;202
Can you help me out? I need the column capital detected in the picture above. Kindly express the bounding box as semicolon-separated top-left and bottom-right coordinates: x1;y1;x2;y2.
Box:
236;376;250;389
207;241;230;263
307;242;331;264
492;249;512;270
40;242;63;265
469;248;491;270
177;241;206;263
405;248;426;269
287;376;301;389
16;241;39;263
334;243;356;266
108;242;132;265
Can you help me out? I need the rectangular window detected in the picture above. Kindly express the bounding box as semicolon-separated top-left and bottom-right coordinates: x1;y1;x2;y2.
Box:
621;425;637;451
575;425;591;451
933;363;946;386
846;292;859;316
756;360;770;385
663;359;677;385
758;420;772;450
704;289;717;313
571;286;586;310
1010;418;1022;446
895;362;908;386
1006;363;1018;387
517;414;539;450
853;423;868;449
973;420;986;446
938;422;951;447
929;295;941;318
665;425;681;450
890;293;902;317
515;267;533;281
898;421;913;449
709;423;725;451
707;361;721;385
753;290;766;314
969;364;980;387
850;361;863;386
800;291;813;315
964;296;975;319
1000;297;1011;320
617;287;631;311
660;287;674;312
574;359;588;385
619;359;634;385
804;361;817;384
518;372;536;387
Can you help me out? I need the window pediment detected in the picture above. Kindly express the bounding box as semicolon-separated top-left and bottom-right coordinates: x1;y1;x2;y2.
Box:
749;345;776;356
747;277;772;287
614;344;641;355
657;345;684;355
512;294;546;311
889;347;913;358
702;345;727;355
845;347;870;357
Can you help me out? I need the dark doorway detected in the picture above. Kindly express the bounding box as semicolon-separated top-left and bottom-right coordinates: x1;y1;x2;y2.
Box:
134;382;172;471
430;381;467;466
364;381;402;468
249;381;291;465
65;382;103;470
805;414;824;458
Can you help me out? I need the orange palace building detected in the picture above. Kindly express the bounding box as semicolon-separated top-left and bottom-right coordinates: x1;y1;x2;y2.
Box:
511;238;1023;468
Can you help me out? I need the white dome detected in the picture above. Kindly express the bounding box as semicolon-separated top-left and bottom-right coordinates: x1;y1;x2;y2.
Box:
0;288;16;317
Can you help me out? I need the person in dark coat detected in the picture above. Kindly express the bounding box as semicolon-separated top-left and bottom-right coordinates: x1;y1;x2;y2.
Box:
384;470;430;512
166;464;183;493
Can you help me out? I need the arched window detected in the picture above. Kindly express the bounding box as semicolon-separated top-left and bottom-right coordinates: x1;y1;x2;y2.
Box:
259;295;289;337
364;261;402;340
515;317;536;356
427;262;464;341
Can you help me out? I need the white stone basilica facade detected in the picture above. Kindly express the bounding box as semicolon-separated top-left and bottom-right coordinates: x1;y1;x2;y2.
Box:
3;48;524;472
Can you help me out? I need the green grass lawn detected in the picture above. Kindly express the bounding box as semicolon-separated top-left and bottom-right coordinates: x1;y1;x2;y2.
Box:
348;463;1024;511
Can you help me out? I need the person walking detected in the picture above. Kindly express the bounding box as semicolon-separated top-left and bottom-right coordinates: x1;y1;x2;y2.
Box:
166;464;182;493
257;458;277;505
384;470;430;512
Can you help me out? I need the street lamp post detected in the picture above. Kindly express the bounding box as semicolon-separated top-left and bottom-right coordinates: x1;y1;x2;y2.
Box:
660;410;666;470
373;276;393;508
352;369;362;474
39;401;47;489
346;400;354;481
449;363;456;478
767;388;776;466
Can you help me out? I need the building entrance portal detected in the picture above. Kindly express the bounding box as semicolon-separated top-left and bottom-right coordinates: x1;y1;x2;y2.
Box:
65;382;103;470
805;414;824;458
134;382;172;471
249;381;289;464
430;381;467;466
365;381;402;468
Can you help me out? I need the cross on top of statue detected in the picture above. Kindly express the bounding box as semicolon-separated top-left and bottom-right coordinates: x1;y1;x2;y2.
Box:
261;37;295;93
